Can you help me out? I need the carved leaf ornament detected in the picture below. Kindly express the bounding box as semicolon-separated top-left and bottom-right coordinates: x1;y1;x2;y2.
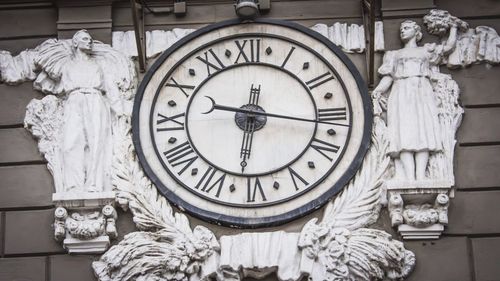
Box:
9;9;495;280
94;24;414;279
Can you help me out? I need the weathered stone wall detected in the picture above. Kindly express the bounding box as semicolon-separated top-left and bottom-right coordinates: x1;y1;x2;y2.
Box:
0;0;499;280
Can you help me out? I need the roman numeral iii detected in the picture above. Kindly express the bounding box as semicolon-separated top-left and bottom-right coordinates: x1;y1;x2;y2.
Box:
318;107;347;121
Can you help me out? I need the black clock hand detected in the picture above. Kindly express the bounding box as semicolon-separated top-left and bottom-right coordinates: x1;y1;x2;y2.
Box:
203;96;350;127
239;84;260;172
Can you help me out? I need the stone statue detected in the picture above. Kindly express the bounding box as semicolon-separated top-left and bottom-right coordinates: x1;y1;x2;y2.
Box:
21;30;136;194
372;19;459;182
4;29;136;253
57;30;122;192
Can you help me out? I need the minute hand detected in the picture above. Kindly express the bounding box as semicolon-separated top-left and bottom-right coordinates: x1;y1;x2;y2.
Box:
204;100;350;127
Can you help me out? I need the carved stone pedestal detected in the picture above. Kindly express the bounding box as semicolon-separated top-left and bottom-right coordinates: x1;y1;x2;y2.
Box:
387;182;450;240
53;192;117;254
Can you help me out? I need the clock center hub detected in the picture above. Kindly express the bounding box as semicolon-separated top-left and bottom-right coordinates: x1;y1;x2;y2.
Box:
235;104;267;132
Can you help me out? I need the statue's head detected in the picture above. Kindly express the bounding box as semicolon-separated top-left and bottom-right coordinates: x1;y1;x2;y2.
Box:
72;30;93;53
400;20;423;43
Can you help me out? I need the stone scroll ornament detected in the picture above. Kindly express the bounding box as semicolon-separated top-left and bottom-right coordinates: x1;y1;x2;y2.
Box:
0;30;136;253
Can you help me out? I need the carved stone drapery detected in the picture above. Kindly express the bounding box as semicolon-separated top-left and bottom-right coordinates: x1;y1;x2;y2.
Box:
111;22;385;60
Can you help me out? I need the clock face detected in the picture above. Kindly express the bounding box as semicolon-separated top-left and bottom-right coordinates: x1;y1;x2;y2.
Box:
133;19;372;227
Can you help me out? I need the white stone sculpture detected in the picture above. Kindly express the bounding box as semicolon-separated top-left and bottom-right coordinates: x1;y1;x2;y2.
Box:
111;23;384;60
112;28;196;59
372;10;474;239
92;72;415;280
422;9;500;67
310;21;385;53
1;30;136;253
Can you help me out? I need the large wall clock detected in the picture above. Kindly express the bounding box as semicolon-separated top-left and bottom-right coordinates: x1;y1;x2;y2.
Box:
133;18;372;227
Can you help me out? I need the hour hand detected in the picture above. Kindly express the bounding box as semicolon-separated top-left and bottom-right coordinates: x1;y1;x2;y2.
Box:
240;120;256;172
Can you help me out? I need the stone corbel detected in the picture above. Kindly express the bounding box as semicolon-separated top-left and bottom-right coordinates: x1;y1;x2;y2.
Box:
53;192;117;254
388;188;450;240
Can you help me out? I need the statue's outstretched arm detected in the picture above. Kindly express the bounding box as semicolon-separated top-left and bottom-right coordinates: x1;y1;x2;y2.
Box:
443;25;458;54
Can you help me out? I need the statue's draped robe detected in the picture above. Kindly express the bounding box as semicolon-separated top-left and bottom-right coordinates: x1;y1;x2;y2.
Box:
378;43;444;157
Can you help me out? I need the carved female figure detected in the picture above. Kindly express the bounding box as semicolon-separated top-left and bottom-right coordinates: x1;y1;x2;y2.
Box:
373;20;458;181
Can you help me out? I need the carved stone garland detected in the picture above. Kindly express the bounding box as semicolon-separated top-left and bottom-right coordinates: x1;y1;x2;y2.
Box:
1;8;499;280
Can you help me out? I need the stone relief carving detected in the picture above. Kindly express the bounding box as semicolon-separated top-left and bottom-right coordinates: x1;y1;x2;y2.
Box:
371;9;498;239
423;9;500;67
112;29;196;59
311;21;385;53
111;22;384;59
93;89;415;280
2;30;136;253
1;9;497;278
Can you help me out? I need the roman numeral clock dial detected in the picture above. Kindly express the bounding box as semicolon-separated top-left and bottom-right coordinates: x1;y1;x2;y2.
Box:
133;19;371;227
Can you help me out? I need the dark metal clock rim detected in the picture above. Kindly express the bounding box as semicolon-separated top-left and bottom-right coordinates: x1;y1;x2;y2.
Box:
235;104;267;132
182;61;321;179
151;38;351;209
152;34;352;204
151;32;352;179
132;18;373;228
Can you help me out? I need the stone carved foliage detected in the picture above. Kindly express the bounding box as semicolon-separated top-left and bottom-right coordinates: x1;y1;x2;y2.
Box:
295;104;415;280
93;78;415;280
424;9;500;67
94;116;220;281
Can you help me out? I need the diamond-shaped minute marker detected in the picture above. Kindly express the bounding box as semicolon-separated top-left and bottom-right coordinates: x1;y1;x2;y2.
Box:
265;47;272;55
327;129;336;136
308;161;315;169
191;168;198;176
189;68;196;76
324;92;333;99
229;184;236;192
225;49;232;58
168;100;177;107
303;62;310;70
168;137;177;144
273;181;280;190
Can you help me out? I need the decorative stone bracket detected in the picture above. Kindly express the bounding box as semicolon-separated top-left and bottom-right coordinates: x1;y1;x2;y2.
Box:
387;186;450;239
53;192;117;254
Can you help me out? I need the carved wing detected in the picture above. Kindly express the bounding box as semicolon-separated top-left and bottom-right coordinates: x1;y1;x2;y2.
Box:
93;42;136;96
112;116;193;234
321;114;390;230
